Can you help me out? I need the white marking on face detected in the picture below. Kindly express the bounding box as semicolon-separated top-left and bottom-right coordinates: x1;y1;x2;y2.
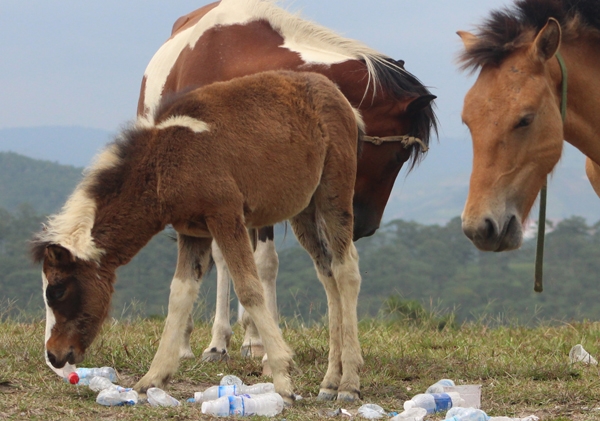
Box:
157;116;210;133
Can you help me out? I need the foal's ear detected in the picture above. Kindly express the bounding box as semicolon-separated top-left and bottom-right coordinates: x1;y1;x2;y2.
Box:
406;94;437;114
45;245;74;266
457;31;479;53
531;18;561;63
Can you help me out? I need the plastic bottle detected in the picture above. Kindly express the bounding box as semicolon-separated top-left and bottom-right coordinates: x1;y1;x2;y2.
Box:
443;407;490;421
201;393;284;417
357;403;387;419
96;387;139;406
390;407;428;421
426;379;456;394
88;376;131;393
66;367;117;385
147;387;180;407
403;392;464;414
220;374;244;387
192;383;275;403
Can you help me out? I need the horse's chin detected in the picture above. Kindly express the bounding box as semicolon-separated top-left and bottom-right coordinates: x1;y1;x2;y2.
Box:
494;217;523;251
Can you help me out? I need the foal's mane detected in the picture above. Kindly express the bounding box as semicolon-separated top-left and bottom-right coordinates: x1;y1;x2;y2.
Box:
459;0;600;72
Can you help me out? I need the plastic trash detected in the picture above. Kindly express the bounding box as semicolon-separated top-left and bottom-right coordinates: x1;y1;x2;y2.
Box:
403;392;464;414
444;385;482;408
569;344;598;365
66;367;117;385
390;407;428;421
357;403;386;419
443;407;490;421
201;392;284;417
220;375;244;387
88;376;131;393
147;387;180;407
192;383;275;403
426;379;456;394
96;386;139;406
488;417;539;421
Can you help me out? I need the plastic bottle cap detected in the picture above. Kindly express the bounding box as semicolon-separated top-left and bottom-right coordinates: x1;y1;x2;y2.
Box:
404;400;415;410
68;372;80;384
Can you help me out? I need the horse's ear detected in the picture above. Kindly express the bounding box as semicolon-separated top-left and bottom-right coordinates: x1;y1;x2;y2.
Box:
457;31;479;53
406;94;436;114
531;18;561;62
45;245;73;266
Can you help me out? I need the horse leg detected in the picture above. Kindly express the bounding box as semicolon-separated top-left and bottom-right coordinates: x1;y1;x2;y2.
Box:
201;241;233;361
134;235;212;392
241;226;279;374
585;157;600;198
207;215;294;404
290;205;343;401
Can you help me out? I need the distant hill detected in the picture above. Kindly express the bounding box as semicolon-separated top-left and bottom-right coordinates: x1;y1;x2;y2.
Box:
0;152;82;214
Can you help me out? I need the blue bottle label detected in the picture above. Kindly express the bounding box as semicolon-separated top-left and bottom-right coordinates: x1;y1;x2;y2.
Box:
431;393;452;412
218;385;236;397
228;395;246;415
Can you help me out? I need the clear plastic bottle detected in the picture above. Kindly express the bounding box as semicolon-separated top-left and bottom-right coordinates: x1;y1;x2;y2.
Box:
220;375;244;387
192;383;275;403
147;387;180;407
66;367;117;385
88;376;131;393
96;386;138;406
443;407;490;421
403;392;464;414
357;403;387;419
426;379;456;394
390;407;428;421
201;393;284;417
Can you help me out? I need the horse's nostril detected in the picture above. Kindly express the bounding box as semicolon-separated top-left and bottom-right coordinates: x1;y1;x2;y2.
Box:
484;218;496;241
66;350;74;363
47;351;57;367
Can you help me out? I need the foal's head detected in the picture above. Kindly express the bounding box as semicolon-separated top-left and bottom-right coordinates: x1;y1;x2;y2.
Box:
459;18;564;251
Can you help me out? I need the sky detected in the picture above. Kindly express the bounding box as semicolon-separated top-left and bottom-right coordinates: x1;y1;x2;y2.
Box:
0;0;512;137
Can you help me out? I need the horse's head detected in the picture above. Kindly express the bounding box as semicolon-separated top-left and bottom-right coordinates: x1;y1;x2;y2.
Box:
353;93;436;240
35;243;113;369
459;18;564;251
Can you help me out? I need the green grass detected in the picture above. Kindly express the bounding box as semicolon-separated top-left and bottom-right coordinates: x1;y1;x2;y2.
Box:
2;316;600;420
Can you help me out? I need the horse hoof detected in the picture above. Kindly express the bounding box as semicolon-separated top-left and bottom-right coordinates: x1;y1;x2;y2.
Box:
281;393;296;406
262;361;272;377
179;348;195;360
337;390;360;402
240;344;265;358
317;389;337;401
201;347;229;362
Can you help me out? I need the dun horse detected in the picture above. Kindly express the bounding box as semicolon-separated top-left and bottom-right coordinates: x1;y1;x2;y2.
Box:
458;0;600;251
33;71;363;404
137;0;437;378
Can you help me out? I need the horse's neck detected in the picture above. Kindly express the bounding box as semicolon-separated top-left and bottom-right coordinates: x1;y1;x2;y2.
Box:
561;39;600;165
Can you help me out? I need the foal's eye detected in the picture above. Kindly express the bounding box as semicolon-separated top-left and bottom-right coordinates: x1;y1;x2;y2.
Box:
47;284;67;302
515;114;534;129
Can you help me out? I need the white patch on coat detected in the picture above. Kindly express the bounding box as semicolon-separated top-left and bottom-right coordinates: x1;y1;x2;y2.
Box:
36;144;122;262
157;116;210;133
141;0;399;120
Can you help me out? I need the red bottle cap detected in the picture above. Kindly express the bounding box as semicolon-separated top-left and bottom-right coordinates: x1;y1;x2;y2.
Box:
68;372;80;384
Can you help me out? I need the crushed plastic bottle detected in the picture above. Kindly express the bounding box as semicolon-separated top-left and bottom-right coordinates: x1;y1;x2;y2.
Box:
426;379;456;394
357;403;387;419
191;383;275;403
88;376;131;393
443;407;490;421
390;407;428;421
488;417;539;421
201;392;284;417
220;375;244;387
96;386;138;406
404;392;464;414
66;367;117;385
146;387;180;407
569;344;598;365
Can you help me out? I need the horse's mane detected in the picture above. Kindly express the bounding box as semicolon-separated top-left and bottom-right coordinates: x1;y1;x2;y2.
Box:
458;0;600;72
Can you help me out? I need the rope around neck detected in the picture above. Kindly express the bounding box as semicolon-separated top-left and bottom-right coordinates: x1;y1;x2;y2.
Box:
362;135;429;152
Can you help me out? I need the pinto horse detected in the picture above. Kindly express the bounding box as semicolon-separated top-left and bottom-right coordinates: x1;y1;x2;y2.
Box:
458;0;600;252
135;0;437;377
34;70;364;404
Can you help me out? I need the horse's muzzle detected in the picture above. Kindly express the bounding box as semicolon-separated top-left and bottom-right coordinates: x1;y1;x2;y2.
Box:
462;214;522;252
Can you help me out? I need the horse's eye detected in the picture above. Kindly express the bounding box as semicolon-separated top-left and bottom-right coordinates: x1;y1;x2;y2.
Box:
515;114;534;129
47;284;66;302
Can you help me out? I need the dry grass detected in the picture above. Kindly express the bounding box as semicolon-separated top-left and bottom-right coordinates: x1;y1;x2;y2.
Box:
1;316;600;420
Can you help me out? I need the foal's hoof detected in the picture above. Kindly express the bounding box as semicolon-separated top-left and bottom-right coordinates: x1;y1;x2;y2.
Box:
201;347;229;362
240;343;265;358
179;347;195;360
337;390;361;402
317;388;338;401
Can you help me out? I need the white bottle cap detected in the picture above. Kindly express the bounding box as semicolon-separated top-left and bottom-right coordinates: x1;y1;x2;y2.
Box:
194;392;204;402
403;400;415;410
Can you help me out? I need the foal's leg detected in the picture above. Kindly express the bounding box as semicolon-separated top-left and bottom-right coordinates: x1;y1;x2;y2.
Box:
241;226;279;365
585;157;600;198
208;215;294;404
202;241;233;361
135;235;212;392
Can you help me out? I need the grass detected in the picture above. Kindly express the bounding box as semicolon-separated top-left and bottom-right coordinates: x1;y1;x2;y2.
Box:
2;315;600;420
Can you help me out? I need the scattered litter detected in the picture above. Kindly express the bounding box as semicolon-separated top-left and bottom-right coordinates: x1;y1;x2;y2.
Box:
88;376;131;393
357;403;386;419
390;407;427;421
147;387;180;407
444;385;482;409
190;382;275;403
426;379;456;394
65;367;117;385
201;392;284;416
443;406;488;421
404;392;464;413
569;344;598;365
318;408;352;417
96;387;139;406
220;374;243;386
